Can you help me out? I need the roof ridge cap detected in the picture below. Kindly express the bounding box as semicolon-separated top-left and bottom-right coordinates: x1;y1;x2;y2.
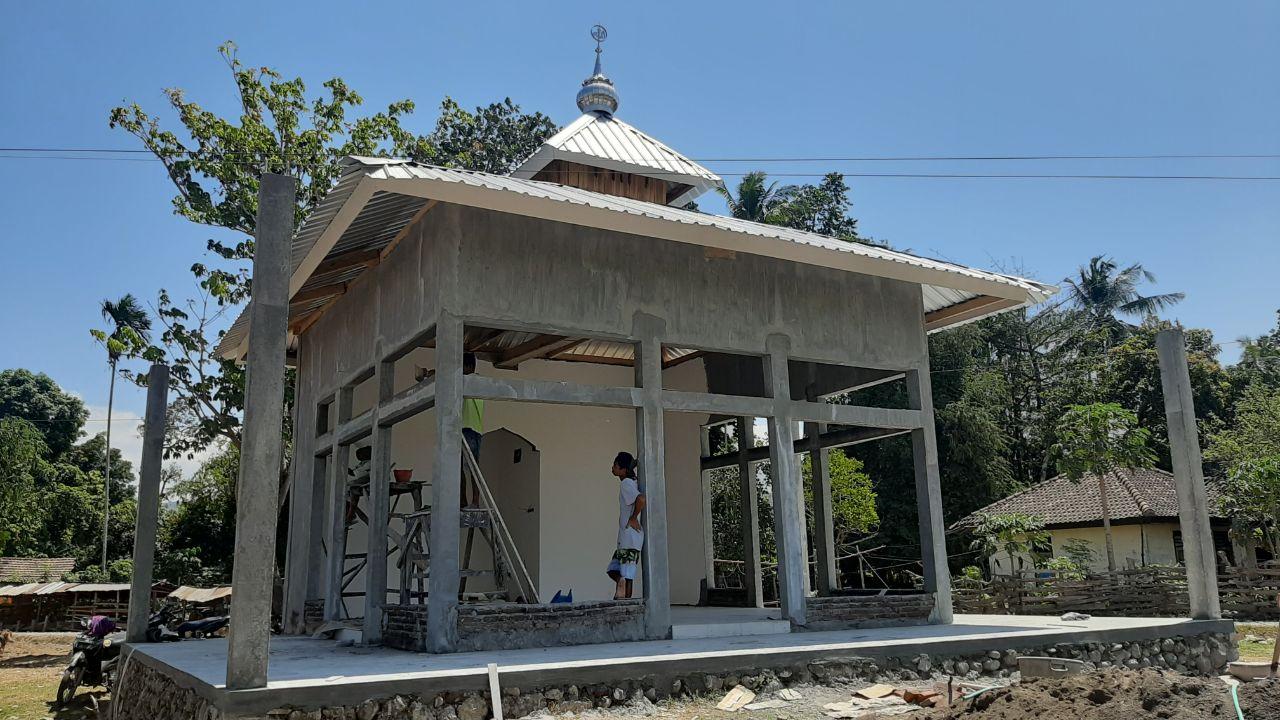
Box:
1111;469;1155;516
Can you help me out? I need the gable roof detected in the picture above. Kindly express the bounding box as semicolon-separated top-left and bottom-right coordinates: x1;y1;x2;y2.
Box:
951;468;1224;531
217;157;1056;360
0;557;75;583
511;112;723;206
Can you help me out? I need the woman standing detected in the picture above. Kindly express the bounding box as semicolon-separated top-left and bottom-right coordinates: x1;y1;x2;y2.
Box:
606;451;646;599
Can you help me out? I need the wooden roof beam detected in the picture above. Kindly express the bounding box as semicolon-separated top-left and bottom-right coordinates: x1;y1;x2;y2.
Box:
311;248;381;276
924;295;1019;332
494;335;585;370
290;282;348;306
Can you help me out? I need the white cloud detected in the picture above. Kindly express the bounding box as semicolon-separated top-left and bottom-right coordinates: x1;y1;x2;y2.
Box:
84;404;214;481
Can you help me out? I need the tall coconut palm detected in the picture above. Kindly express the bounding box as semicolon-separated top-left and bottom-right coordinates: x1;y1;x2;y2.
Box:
1063;256;1185;339
717;171;792;223
96;294;151;572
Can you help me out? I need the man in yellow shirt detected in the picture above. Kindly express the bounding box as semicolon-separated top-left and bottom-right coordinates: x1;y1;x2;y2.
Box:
461;352;483;460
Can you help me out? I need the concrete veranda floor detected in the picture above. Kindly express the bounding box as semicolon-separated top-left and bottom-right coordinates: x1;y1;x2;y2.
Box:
123;613;1233;717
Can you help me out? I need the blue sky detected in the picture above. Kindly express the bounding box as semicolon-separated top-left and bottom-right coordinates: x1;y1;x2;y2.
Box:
1;1;1277;471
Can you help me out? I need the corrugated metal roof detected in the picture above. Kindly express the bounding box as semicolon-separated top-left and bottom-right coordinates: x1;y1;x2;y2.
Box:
512;112;723;206
218;156;1057;358
0;582;131;596
168;585;233;603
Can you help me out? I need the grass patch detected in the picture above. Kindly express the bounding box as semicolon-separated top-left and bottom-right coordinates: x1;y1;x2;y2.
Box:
0;633;100;720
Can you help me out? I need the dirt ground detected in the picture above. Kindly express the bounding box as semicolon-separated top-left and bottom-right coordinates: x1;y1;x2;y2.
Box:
0;632;102;720
898;669;1278;720
1237;621;1279;663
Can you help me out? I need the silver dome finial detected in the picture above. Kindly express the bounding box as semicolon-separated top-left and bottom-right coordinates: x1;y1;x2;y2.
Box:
577;24;618;115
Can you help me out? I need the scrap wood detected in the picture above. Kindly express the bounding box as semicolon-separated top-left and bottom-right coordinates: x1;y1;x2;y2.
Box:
902;689;941;706
742;699;789;711
777;688;802;701
854;683;896;699
716;685;756;712
824;696;912;718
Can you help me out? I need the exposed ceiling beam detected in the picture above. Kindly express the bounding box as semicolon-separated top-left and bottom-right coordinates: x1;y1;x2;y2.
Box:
465;328;508;351
311;248;381;276
663;350;704;369
380;199;438;261
494;335;584;370
290;282;348;306
924;295;1018;331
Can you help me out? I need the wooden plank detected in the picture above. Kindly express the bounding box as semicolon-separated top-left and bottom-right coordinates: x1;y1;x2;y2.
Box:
290;282;348;305
493;335;584;369
925;295;1020;331
312;248;381;276
381;200;438;261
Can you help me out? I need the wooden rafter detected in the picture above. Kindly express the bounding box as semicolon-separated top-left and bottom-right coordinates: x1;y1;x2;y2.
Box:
494;335;585;370
380;199;439;261
924;295;1018;331
663;350;704;369
465;328;508;352
290;282;348;306
311;248;381;276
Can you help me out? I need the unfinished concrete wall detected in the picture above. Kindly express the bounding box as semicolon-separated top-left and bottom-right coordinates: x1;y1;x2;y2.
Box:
447;204;927;369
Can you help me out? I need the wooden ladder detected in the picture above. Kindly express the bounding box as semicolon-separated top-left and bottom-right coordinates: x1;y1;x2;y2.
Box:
397;441;538;605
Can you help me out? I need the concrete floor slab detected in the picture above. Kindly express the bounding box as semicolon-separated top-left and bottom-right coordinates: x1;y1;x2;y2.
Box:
669;605;790;639
124;614;1234;718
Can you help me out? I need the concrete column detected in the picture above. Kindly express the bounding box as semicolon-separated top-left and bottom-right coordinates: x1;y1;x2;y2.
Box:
282;374;315;634
736;418;764;608
126;363;168;644
905;366;953;624
226;172;296;689
699;427;715;590
764;335;806;625
323;388;353;621
362;361;395;644
806;421;838;595
634;313;671;639
427;312;464;652
305;455;329;605
1156;328;1222;620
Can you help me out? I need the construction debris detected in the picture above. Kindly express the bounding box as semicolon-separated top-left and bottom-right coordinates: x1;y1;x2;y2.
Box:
824;696;910;718
742;699;789;711
715;685;755;712
777;688;803;701
853;683;896;699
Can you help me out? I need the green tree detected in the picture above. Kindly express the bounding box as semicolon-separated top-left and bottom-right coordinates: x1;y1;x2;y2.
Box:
89;293;151;572
110;41;556;456
1228;310;1280;393
969;512;1051;576
0;418;46;553
1062;256;1184;341
802;449;878;562
1217;457;1280;557
157;447;241;583
770;173;862;242
0;368;89;457
1206;383;1280;469
1054;402;1157;571
717;171;789;222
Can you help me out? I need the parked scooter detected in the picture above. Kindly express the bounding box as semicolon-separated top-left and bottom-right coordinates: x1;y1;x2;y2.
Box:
56;616;123;706
174;614;229;639
56;606;177;706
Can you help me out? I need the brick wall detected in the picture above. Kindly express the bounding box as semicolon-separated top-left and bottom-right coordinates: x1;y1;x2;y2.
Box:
803;593;935;630
384;599;646;652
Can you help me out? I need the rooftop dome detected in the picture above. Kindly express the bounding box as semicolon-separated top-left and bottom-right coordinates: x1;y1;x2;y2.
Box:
576;25;618;115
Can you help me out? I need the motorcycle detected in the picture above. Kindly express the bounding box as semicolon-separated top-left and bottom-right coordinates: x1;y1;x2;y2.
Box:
56;607;177;706
56;616;122;706
174;614;229;639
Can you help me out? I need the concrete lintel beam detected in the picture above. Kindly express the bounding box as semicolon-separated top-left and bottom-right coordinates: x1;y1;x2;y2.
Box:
335;411;373;446
700;426;909;471
789;401;922;429
378;380;437;427
463;374;641;409
660;390;774;418
313;433;333;456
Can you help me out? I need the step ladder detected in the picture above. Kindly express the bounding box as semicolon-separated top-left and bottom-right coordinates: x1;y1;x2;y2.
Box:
336;461;428;619
397;442;538;605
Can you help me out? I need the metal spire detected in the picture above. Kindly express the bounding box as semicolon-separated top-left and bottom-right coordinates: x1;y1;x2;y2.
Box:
576;24;619;116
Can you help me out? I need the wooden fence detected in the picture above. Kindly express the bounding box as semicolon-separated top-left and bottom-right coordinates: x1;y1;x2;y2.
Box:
954;566;1280;620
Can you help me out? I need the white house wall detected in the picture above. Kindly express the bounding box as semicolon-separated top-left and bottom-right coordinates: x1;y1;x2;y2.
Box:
337;354;709;607
986;523;1181;575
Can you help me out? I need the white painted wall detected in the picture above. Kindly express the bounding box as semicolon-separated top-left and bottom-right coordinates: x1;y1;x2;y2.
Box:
339;355;710;608
985;522;1181;575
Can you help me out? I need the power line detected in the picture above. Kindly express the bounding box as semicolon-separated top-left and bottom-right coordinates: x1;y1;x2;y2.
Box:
0;153;1277;181
2;147;1278;161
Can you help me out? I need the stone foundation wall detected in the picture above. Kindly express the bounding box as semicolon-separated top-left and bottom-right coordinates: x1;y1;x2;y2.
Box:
384;600;645;653
112;649;216;720
252;631;1237;720
803;593;935;629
